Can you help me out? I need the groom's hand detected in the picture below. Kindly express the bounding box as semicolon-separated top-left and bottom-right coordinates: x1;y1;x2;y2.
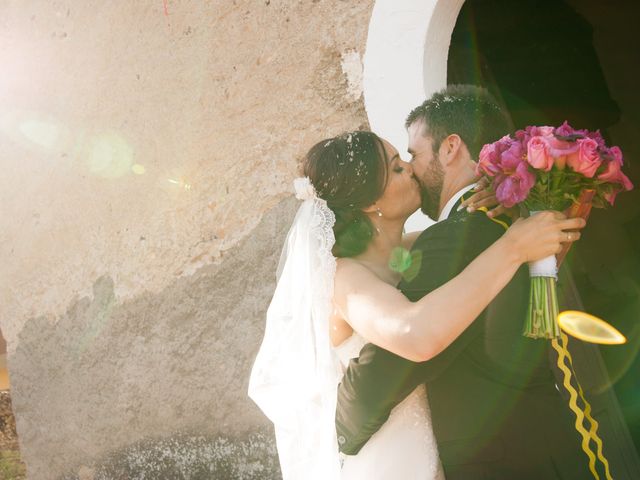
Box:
461;181;520;220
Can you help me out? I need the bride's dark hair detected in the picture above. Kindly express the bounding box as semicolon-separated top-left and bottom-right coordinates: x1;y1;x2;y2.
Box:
302;131;389;258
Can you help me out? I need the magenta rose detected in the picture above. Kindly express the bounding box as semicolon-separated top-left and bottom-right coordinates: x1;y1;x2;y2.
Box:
477;135;514;177
555;121;576;137
501;138;525;166
495;164;535;207
493;144;535;207
477;143;499;177
587;130;606;149
555;120;588;138
514;128;528;143
526;136;554;171
566;137;602;178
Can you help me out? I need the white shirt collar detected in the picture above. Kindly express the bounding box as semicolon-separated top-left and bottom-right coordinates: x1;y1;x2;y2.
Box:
437;183;478;222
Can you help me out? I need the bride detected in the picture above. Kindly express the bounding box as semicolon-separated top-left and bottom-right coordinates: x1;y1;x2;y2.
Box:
248;131;584;480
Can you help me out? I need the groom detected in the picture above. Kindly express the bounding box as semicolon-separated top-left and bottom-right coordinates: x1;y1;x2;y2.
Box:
335;85;595;479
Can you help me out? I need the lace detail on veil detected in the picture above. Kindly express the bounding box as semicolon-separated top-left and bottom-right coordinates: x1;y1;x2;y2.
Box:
289;177;336;286
249;177;342;480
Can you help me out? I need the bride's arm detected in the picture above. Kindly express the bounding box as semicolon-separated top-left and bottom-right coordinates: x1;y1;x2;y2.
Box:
334;211;585;362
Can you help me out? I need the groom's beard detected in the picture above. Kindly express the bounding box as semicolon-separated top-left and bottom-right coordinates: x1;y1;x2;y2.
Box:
419;185;441;221
417;161;444;221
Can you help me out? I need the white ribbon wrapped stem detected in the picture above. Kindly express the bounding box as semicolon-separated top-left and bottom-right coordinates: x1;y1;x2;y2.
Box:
528;254;558;279
527;211;558;279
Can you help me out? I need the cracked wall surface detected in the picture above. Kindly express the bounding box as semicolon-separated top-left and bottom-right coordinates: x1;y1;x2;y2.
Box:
0;1;373;478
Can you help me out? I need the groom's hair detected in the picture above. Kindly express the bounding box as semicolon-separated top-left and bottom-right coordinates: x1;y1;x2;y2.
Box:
405;84;512;160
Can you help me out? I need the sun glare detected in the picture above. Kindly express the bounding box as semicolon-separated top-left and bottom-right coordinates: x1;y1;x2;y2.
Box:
86;132;134;179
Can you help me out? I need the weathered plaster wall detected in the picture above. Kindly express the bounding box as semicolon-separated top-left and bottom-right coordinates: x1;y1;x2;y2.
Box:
0;1;373;478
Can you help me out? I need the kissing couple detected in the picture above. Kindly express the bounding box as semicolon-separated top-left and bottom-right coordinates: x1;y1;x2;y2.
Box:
249;85;592;479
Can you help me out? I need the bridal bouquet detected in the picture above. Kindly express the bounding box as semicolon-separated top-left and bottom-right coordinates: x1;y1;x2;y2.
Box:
477;121;633;339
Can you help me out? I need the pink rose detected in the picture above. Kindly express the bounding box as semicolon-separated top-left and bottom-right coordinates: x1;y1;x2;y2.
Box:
604;190;620;206
598;157;633;206
567;137;602;178
530;126;554;137
598;159;633;190
526;136;554;171
546;136;579;158
607;146;623;166
554;155;567;170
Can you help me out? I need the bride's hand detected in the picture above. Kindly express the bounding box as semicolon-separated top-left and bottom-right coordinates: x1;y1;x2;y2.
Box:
503;211;586;263
461;177;519;219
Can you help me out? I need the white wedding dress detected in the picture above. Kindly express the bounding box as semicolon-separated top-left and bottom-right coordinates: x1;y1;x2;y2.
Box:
249;178;444;480
335;333;446;480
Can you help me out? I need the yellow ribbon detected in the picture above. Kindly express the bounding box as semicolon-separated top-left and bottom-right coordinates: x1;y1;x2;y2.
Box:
552;333;613;480
471;202;612;479
461;193;510;230
476;206;510;231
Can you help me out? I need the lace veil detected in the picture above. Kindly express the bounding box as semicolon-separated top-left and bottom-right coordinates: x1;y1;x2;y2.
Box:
248;177;342;479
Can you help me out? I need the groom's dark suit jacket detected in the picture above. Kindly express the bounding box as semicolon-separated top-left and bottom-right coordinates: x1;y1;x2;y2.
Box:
335;203;638;479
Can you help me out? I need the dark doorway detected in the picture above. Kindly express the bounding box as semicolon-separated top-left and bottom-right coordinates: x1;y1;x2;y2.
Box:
448;0;640;470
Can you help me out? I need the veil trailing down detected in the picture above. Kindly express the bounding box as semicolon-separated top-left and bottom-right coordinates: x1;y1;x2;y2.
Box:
248;177;342;480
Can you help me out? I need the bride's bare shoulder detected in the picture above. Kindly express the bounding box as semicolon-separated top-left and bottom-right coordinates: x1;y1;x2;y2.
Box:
335;257;378;292
335;257;366;276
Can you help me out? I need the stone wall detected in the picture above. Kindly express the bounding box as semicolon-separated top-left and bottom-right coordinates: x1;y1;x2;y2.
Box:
0;1;373;478
0;391;25;479
0;391;20;453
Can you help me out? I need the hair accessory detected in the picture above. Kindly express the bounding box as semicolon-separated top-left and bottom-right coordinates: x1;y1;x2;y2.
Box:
294;176;318;201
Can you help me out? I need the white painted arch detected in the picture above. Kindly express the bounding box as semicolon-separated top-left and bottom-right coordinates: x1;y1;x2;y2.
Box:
363;0;465;231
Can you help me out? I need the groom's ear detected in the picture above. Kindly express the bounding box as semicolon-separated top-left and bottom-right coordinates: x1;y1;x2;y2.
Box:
440;134;463;166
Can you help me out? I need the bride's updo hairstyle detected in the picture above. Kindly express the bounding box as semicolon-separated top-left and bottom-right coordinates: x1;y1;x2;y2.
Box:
303;131;389;258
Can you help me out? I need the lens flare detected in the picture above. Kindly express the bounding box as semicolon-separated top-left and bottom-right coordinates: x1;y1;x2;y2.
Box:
18;120;61;149
558;310;627;345
86;132;133;178
0;354;9;390
131;164;146;175
167;178;193;191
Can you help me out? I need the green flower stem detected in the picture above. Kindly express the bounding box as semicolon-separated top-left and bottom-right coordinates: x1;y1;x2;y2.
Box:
548;275;560;338
524;276;560;339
